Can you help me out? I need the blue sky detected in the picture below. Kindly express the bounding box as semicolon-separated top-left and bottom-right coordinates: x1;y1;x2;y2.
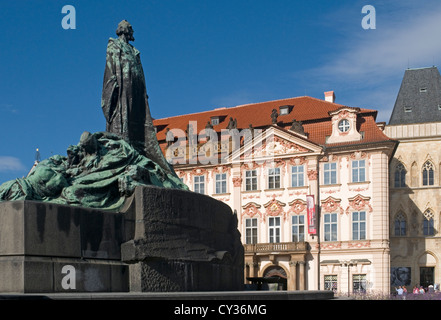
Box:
1;0;441;183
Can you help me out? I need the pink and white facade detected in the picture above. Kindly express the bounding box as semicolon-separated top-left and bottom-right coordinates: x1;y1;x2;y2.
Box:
154;94;397;293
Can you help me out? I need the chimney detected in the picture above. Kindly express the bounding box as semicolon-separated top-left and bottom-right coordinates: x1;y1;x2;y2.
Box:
324;91;335;103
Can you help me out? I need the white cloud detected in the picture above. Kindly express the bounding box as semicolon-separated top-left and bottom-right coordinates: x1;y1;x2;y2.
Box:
305;1;441;121
325;9;441;80
0;156;26;172
0;104;19;114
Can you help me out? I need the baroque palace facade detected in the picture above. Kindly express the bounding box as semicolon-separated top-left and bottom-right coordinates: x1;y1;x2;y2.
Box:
153;92;398;294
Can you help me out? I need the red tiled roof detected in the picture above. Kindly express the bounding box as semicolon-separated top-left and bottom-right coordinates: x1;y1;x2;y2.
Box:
153;96;392;148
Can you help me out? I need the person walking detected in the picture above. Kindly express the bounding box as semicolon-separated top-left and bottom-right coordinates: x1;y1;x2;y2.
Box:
413;285;419;294
395;286;404;298
402;286;407;300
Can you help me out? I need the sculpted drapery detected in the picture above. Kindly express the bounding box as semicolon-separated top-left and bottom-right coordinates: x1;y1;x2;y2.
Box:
101;20;173;175
0;21;188;211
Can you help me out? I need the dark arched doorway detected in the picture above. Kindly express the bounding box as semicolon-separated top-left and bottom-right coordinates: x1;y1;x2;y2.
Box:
263;266;288;290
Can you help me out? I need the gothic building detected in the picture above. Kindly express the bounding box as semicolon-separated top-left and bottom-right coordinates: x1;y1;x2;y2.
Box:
385;66;441;291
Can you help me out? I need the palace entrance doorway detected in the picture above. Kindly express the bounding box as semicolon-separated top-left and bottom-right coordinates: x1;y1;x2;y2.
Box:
263;266;287;290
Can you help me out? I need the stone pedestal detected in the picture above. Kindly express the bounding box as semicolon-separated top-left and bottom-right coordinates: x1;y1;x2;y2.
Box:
121;186;244;292
0;186;244;293
0;201;129;293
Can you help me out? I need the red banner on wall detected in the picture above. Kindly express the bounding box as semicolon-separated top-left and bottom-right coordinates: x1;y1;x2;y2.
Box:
306;195;317;234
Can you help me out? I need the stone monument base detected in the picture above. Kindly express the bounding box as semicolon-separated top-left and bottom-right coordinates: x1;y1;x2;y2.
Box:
0;201;128;293
0;186;243;293
121;186;244;292
126;259;238;292
0;256;128;293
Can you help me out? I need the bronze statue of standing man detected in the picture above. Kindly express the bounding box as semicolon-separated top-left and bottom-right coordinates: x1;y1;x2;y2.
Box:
102;20;173;175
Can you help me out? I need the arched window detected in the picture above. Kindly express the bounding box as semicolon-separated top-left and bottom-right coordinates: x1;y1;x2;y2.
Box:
423;209;435;236
422;161;434;186
394;163;406;188
394;212;406;236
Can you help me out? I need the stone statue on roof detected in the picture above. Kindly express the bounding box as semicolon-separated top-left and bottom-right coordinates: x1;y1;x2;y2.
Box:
205;121;215;141
101;20;173;175
165;128;175;147
186;123;196;144
271;109;278;124
226;117;237;130
289;119;306;135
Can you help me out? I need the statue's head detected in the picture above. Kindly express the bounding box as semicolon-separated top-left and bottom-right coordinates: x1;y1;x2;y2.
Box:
116;20;135;42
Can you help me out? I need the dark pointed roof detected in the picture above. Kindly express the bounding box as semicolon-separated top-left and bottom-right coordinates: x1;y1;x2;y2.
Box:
389;66;441;125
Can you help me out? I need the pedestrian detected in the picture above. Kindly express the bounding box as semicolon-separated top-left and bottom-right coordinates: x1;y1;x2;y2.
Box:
419;286;425;294
402;286;407;300
396;286;404;298
413;285;419;294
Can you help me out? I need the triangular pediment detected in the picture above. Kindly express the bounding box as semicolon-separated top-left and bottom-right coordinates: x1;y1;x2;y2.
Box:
229;125;322;163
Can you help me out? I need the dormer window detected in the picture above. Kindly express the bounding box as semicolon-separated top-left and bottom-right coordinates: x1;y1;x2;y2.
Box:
279;105;293;115
420;87;427;93
280;108;289;115
338;119;350;132
326;107;362;144
211;117;220;125
404;106;412;113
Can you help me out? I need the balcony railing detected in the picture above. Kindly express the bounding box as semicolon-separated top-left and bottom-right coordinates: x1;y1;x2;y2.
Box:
244;242;308;253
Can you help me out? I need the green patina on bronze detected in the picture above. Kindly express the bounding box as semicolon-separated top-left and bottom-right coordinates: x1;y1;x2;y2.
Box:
101;20;173;176
0;20;190;211
0;131;187;211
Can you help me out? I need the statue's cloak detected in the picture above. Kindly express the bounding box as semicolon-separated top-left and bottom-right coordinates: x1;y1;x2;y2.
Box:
101;37;172;176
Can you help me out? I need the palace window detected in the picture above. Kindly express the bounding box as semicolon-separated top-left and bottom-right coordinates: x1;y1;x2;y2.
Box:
245;170;258;191
268;167;281;189
245;218;258;244
291;165;305;187
269;217;281;243
422;161;434;186
352;211;366;240
338;119;350;132
324;275;338;292
323;162;337;185
194;175;205;194
352;160;366;183
353;274;367;293
292;215;305;242
215;173;227;194
394;212;407;236
324;213;338;241
394;162;406;188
